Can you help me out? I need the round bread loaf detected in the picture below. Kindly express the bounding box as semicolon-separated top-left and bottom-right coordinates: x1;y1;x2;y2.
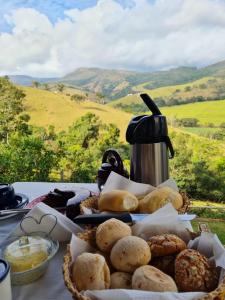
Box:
175;249;219;292
132;265;178;292
148;234;186;257
110;236;151;273
96;218;132;252
139;187;183;213
98;190;138;212
72;253;110;291
150;255;176;277
110;272;132;289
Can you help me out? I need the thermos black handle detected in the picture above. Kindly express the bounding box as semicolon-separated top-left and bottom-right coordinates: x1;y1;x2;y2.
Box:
140;93;162;115
165;136;175;158
102;149;124;172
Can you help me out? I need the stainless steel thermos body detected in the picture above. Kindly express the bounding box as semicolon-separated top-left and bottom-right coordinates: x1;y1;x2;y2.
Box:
130;142;169;186
126;94;174;186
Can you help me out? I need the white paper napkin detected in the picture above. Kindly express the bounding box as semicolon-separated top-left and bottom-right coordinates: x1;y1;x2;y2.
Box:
102;171;179;196
132;203;193;242
13;202;83;242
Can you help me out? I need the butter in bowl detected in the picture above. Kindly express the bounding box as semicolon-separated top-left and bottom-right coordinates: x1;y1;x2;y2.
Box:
3;234;59;285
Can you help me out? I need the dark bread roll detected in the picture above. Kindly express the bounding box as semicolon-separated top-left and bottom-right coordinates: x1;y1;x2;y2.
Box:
147;234;186;257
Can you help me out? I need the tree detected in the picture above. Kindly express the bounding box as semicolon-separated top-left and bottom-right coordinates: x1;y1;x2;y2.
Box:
96;92;105;104
43;83;50;91
70;94;85;103
56;83;65;93
56;113;120;182
32;81;40;88
0;77;26;143
184;86;191;92
0;135;56;182
176;118;199;127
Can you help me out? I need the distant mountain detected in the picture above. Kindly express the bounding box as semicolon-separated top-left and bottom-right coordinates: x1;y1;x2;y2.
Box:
60;67;152;100
6;59;225;100
8;75;58;86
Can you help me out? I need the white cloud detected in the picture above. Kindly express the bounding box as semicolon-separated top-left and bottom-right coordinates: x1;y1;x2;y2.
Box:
0;0;225;77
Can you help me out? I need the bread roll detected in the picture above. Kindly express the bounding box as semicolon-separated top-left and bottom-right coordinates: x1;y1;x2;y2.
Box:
110;272;132;289
175;249;219;292
139;187;183;213
132;265;178;292
148;234;186;257
96;218;132;252
110;236;151;273
98;190;138;212
72;253;110;291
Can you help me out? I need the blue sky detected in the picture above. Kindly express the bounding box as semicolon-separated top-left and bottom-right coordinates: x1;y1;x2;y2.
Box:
0;0;144;32
0;0;224;77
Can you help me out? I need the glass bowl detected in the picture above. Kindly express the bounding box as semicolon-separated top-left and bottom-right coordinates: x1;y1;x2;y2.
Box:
2;233;59;285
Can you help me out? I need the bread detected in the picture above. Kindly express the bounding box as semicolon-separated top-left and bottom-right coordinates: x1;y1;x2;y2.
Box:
147;234;186;257
96;218;132;252
150;255;176;277
110;236;151;273
175;249;219;292
110;272;132;289
72;253;110;291
98;190;138;212
132;265;178;292
139;187;183;213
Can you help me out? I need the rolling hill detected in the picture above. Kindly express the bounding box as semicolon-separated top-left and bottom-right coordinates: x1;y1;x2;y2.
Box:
9;59;225;101
20;86;225;144
21;86;132;141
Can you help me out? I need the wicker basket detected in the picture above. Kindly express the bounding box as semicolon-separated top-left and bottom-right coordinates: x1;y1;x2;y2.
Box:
63;228;225;300
80;192;190;215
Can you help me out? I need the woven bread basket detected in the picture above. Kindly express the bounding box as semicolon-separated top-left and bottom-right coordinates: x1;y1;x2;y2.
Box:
80;192;190;215
63;228;225;300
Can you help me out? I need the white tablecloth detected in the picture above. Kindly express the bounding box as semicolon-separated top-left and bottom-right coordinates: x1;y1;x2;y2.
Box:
0;182;98;300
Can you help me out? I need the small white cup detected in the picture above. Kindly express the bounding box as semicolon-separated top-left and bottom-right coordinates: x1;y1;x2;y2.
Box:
0;259;12;300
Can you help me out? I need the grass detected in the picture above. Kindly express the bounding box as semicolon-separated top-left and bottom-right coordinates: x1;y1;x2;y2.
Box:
192;220;225;244
133;76;214;96
161;100;225;126
110;76;223;107
192;200;225;208
180;127;220;137
21;86;132;141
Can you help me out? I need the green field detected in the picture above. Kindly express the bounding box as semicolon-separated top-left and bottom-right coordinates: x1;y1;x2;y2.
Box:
192;220;225;244
110;76;225;107
133;76;214;96
161;100;225;126
180;127;220;137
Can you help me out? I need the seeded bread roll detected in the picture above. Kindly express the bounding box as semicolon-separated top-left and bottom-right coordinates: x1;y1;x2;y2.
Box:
96;218;132;252
72;253;110;291
147;234;186;257
139;187;183;213
110;272;132;289
110;236;151;273
132;265;178;292
98;190;138;212
175;249;219;292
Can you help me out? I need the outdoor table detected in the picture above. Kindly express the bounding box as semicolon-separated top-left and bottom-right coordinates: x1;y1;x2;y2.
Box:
0;182;98;300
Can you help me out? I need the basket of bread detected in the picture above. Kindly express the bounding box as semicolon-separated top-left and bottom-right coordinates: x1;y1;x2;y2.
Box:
63;204;225;300
80;172;190;215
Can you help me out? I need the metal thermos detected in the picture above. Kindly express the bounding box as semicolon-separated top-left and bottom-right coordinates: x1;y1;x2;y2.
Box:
126;94;174;186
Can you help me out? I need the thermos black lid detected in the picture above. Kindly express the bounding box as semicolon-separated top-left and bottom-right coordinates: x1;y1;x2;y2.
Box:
126;94;174;158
